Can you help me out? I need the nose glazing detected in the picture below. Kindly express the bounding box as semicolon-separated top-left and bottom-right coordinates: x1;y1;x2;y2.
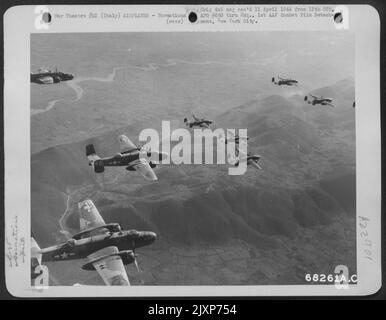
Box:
147;232;157;242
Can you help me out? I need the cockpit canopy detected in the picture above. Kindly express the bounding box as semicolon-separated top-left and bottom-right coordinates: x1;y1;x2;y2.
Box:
72;223;121;240
126;230;140;237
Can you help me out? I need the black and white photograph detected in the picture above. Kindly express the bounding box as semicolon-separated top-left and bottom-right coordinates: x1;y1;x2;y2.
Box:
29;31;357;286
3;4;382;297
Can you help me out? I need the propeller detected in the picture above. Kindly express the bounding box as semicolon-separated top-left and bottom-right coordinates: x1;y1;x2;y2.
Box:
143;146;152;158
133;249;142;273
134;250;145;285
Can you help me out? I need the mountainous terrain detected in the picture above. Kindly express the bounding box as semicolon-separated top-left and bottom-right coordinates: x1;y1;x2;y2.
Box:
30;32;356;285
31;79;356;285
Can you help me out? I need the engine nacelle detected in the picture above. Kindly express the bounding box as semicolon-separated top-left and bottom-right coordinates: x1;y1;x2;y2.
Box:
94;159;105;173
81;250;135;271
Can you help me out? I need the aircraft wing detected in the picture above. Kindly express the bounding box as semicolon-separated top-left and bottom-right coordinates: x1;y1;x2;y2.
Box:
192;115;201;122
309;94;319;99
78;199;106;231
119;135;137;153
133;158;158;181
249;160;262;170
87;246;130;286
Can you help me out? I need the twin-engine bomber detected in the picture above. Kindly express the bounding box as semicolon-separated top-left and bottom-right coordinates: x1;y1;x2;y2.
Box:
31;200;157;286
235;152;263;170
227;144;263;171
86;135;168;181
304;94;334;107
184;114;213;129
31;68;74;84
272;76;299;86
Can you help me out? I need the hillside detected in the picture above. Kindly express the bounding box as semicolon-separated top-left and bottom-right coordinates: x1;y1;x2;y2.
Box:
31;79;356;285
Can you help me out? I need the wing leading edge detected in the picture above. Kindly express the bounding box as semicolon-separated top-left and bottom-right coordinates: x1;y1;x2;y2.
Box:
119;135;137;153
87;246;130;286
78;200;106;231
132;158;158;181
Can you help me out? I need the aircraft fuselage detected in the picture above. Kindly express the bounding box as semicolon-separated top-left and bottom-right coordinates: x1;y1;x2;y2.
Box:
31;71;74;84
99;150;142;167
313;98;332;105
188;120;212;128
277;80;297;86
41;230;157;262
247;155;261;162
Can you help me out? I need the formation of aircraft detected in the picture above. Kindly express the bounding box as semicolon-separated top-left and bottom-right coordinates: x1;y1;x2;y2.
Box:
86;135;168;181
304;94;334;107
31;199;156;286
184;115;213;128
31;68;74;84
272;76;298;86
271;76;355;109
32;71;355;286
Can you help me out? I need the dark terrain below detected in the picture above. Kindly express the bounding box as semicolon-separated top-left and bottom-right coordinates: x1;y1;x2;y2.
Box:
32;79;356;285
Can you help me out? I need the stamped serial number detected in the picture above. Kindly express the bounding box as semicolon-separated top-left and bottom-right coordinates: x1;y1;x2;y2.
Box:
305;273;357;284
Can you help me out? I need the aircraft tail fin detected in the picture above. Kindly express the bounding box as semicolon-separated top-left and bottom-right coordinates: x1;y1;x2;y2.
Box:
86;144;100;164
31;237;42;267
272;77;275;83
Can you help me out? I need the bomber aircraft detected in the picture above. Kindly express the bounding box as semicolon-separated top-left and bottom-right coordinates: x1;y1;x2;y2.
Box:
31;199;157;286
184;115;213;129
86;135;168;181
31;68;74;84
227;144;263;171
304;94;334;107
272;76;298;86
221;130;249;145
